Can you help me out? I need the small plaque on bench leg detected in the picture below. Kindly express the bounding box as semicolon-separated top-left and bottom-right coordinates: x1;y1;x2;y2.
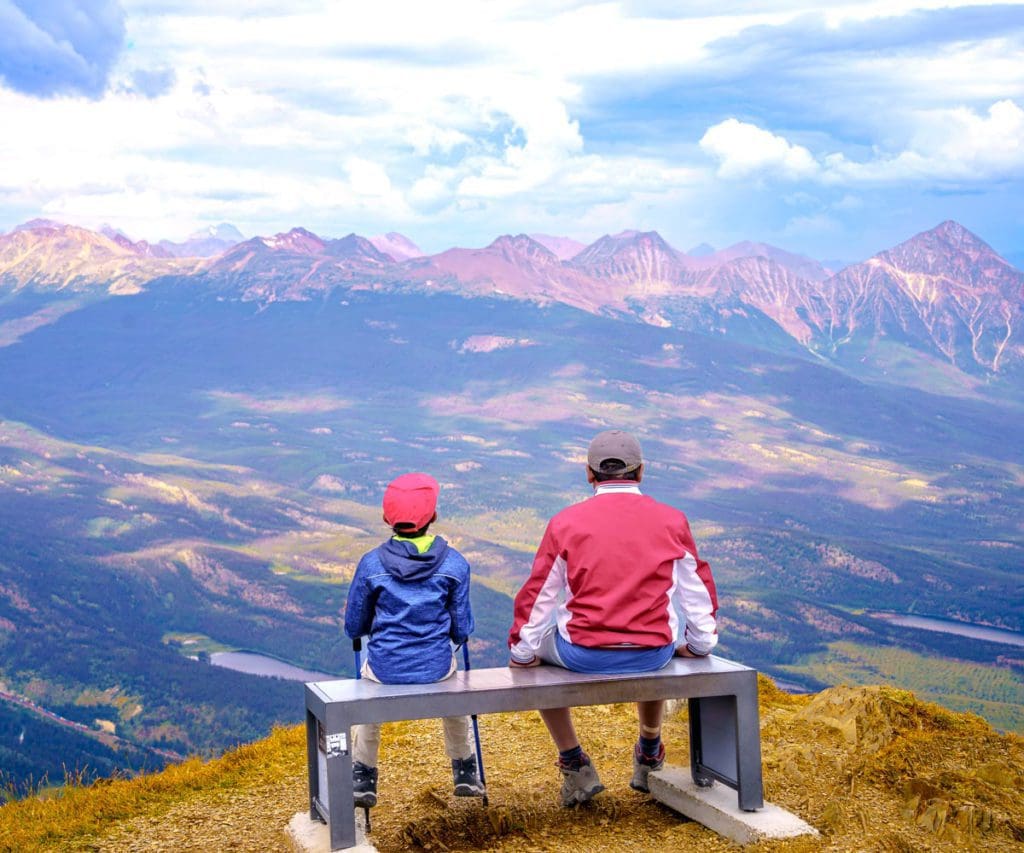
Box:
648;766;818;845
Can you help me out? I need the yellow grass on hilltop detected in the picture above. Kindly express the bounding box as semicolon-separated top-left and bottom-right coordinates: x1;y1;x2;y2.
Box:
2;679;1022;852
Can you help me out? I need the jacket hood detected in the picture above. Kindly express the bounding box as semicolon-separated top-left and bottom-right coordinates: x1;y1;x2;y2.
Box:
376;536;450;581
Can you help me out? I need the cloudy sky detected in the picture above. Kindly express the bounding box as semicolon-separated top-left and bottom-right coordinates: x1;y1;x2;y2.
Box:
1;1;1022;262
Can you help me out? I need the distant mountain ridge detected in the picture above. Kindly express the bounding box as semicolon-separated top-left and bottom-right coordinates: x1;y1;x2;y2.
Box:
2;218;1021;375
159;224;246;258
369;231;422;261
0;221;197;294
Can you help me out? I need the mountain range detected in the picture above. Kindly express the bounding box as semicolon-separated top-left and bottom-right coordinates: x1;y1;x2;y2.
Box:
2;219;1021;379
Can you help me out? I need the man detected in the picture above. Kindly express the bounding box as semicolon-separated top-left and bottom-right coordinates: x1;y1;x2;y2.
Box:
508;429;718;806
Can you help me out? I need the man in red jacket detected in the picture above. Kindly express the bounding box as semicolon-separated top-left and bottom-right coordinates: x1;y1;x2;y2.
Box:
508;429;719;806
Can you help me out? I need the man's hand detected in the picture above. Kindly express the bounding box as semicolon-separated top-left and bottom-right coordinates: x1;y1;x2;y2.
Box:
675;645;698;658
509;656;541;668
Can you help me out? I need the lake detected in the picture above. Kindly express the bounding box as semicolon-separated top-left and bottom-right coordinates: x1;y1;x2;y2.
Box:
867;612;1024;647
210;651;335;681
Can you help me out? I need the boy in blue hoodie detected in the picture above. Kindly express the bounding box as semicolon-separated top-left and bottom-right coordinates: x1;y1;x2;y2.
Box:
343;472;483;808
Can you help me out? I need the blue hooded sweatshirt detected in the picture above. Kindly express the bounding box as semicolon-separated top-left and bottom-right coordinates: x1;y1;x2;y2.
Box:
343;536;474;684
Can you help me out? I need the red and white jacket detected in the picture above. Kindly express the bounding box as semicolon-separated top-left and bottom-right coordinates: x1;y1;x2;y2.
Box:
509;482;718;662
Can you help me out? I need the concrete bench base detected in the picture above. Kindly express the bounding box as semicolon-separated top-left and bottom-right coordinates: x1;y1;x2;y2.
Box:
287;810;377;853
648;766;819;845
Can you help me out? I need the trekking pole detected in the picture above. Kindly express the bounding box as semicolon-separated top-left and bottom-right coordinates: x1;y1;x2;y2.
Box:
352;638;371;834
461;642;489;806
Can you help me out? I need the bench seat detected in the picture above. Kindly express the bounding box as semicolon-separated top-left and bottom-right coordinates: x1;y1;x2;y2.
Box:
305;655;764;851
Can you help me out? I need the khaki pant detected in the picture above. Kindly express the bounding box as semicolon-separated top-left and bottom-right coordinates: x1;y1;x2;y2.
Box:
351;655;475;768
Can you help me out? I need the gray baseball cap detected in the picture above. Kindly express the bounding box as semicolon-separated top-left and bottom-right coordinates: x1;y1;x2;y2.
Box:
587;429;643;475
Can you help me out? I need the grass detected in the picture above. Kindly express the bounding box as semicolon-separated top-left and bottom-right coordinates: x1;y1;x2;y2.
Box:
161;632;236;657
0;725;305;851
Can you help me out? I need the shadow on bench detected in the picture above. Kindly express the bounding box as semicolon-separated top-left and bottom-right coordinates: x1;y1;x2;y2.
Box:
305;654;763;851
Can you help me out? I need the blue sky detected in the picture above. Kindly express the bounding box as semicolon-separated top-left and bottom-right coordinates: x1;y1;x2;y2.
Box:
1;0;1022;263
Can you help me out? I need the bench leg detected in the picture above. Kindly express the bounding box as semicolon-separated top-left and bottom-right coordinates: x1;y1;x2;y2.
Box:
306;710;322;821
687;697;716;788
687;684;764;811
325;725;356;850
735;676;764;812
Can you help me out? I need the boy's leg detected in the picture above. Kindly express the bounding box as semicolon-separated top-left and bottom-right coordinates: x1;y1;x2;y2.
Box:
353;658;385;766
437;654;471;760
441;714;474;760
351;723;383;767
351;723;381;806
442;714;485;796
352;660;383;806
437;655;484;796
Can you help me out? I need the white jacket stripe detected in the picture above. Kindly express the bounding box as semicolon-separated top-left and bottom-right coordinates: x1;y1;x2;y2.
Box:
510;555;567;661
671;554;718;655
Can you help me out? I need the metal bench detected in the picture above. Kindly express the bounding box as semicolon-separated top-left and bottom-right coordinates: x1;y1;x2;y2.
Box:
304;655;764;851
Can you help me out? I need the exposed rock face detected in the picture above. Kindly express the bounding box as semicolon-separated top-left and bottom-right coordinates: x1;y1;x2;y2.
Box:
689;255;830;343
697;240;833;281
567;230;693;293
815;221;1024;371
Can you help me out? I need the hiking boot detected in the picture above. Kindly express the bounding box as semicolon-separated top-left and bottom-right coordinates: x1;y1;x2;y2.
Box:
352;761;378;808
629;742;666;793
452;756;485;797
558;753;605;806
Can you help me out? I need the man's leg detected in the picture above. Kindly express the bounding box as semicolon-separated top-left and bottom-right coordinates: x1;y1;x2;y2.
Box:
637;699;665;739
539;707;580;751
540;707;604;806
533;630;604;806
631;699;666;793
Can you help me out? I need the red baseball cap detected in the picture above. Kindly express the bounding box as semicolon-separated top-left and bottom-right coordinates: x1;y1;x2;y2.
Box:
382;472;439;530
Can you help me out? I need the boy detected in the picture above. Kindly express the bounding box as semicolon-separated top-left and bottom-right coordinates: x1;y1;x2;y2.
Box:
344;472;484;808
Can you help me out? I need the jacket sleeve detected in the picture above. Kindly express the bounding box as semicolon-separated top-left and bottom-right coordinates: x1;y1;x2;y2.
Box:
508;520;565;663
669;521;719;655
343;556;374;639
447;556;475;645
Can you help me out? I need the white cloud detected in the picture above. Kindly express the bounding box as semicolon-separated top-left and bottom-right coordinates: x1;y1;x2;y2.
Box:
826;99;1024;183
913;99;1024;176
702;100;1024;186
346;158;393;197
699;119;820;180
